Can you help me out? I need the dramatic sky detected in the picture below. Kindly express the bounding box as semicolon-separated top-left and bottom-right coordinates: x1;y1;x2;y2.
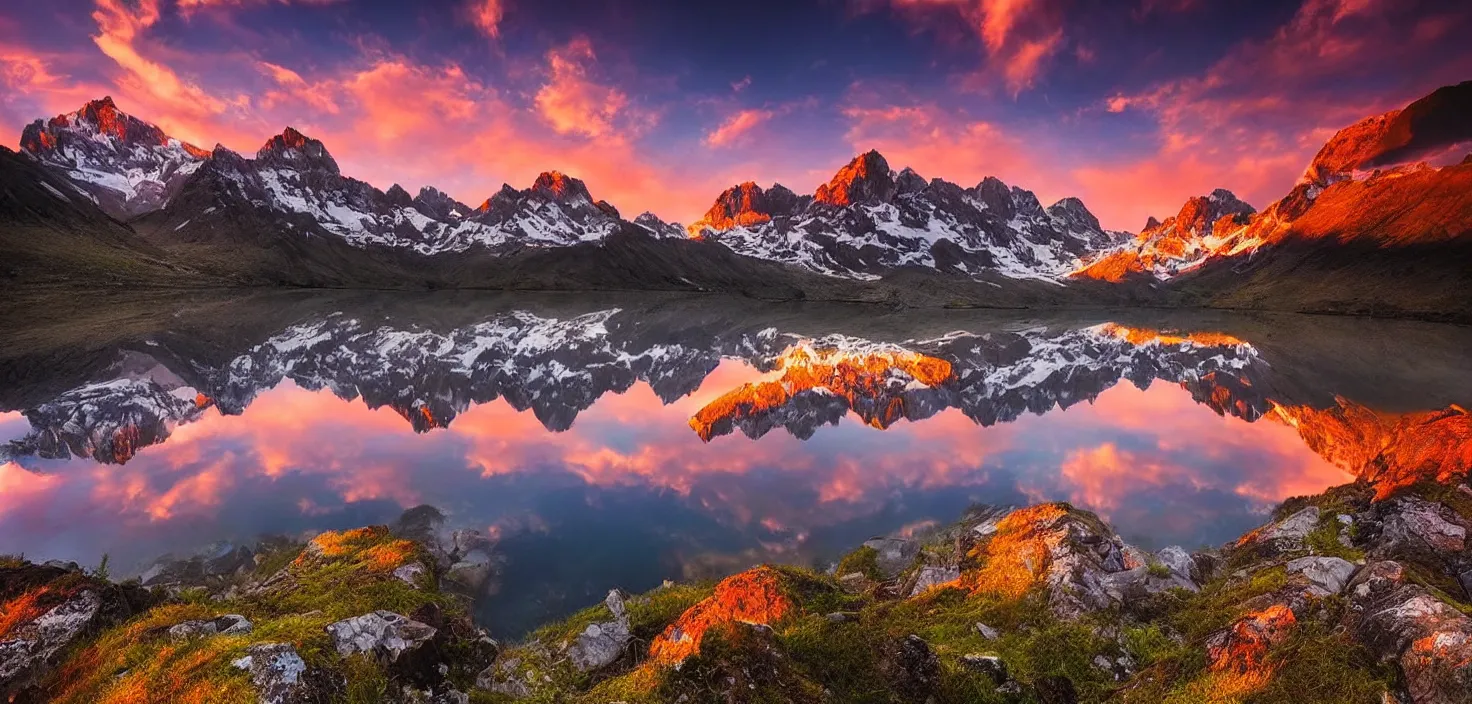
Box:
1;0;1468;230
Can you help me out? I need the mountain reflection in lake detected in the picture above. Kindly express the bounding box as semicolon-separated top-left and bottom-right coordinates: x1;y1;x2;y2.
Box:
1;291;1468;637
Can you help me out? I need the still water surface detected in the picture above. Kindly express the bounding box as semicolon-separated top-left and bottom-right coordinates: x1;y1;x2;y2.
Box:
1;292;1466;636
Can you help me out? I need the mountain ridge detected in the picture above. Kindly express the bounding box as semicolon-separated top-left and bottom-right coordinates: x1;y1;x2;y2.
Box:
3;83;1470;321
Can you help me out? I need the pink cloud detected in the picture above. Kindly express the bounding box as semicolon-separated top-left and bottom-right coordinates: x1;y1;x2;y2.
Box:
468;0;504;39
856;0;1067;94
705;109;775;148
534;37;630;139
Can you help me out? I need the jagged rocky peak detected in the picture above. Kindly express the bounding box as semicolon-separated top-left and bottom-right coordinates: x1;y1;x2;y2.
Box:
633;212;685;238
1046;197;1102;233
384;183;413;208
531;170;593;204
256;127;340;175
413;186;473;220
814;149;896;206
18;96;211;219
895;166;927;194
691;181;803;233
1143;215;1162;231
972;175;1015;215
20;96;204;157
1152;188;1255;238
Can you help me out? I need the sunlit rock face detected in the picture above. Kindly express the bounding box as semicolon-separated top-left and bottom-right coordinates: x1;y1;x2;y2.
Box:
1073;81;1472;287
1270;403;1472;499
689;324;1262;442
688;340;955;441
689;150;1124;281
647;566;796;667
1073;189;1256;282
18;97;209;219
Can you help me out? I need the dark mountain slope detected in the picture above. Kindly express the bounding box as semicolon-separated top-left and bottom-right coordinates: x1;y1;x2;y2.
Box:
0;147;204;289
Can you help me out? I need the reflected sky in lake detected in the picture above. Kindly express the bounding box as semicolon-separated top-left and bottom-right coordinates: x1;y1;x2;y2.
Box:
1;294;1465;637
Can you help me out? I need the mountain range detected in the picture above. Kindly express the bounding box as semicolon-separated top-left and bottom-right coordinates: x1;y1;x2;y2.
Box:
2;82;1470;321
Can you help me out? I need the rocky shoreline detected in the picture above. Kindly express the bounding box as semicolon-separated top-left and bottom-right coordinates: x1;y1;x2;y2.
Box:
2;479;1470;703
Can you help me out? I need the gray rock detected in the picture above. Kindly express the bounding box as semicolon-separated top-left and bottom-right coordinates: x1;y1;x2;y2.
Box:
975;623;1000;640
326;611;436;663
168;614;253;640
959;654;1009;685
1155;546;1196;580
1121;545;1151;570
838;572;869;592
1381;497;1466;554
826;612;859;623
1269;507;1321;542
1101;565;1197;602
476;657;531;698
232;642;309;704
862;537;919;579
567;589;633;672
0;590;103;698
1286;556;1358;596
393;562;428;588
909;565;961;596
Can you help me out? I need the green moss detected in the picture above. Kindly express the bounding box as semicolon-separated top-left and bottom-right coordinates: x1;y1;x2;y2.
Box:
1303;515;1364;561
1246;621;1394;703
1122;625;1182;667
627;582;714;642
1147;562;1174;579
342;653;391;704
835;546;883;581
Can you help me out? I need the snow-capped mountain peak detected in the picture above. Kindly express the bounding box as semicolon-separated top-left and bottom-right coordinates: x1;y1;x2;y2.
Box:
813;149;896;206
19;97;209;219
687;151;1122;281
256;127;340;174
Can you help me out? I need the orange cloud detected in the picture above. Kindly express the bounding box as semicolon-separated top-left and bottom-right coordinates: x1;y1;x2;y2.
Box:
257;61;339;114
705;109;774;148
534;37;630;139
90;0;227;117
468;0;505;39
858;0;1067;94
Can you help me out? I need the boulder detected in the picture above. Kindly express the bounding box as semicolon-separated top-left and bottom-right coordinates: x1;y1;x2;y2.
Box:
326;611;437;664
1239;507;1320;555
231;642;310;704
959;653;1009;685
1286;556;1358;596
975;623;1000;640
475;657;531;699
393;562;428;588
0;590;104;698
1155;546;1197;580
879;635;939;702
168;614;253;640
566;590;632;672
1379;497;1467;554
1344;561;1472;703
909;565;960;596
862;537;919;579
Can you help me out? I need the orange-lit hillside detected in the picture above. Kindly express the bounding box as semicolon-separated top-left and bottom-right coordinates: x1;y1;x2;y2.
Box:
1270;401;1472;499
961;503;1071;600
1097;323;1248;348
688;343;954;440
647;566;794;666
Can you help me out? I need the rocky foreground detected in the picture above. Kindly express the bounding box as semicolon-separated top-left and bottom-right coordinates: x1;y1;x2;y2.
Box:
3;480;1472;704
